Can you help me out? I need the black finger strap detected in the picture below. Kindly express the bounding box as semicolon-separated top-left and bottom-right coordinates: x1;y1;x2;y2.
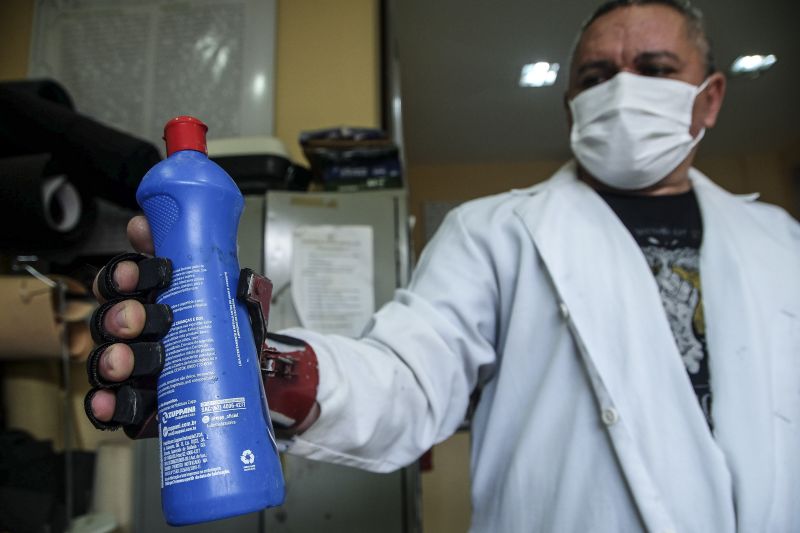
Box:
90;299;173;344
111;385;158;428
87;343;113;388
139;305;173;341
83;385;158;432
87;342;166;388
130;342;166;378
124;411;159;440
96;252;172;301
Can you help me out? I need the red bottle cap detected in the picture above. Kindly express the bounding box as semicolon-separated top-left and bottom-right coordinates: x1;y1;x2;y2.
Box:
163;116;208;156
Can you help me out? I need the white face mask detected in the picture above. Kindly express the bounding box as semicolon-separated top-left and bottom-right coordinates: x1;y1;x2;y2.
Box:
569;72;710;190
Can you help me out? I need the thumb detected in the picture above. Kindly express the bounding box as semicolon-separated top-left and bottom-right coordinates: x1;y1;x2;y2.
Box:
127;216;155;255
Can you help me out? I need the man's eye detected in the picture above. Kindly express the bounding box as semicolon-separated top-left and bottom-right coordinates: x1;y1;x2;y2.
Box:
579;75;607;89
639;65;676;77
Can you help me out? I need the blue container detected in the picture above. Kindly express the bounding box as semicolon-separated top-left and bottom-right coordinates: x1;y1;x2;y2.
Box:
137;116;285;526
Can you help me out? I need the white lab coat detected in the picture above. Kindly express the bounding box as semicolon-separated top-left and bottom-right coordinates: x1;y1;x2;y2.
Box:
284;161;800;532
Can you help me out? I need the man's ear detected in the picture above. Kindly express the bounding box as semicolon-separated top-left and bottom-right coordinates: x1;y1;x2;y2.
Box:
700;71;726;129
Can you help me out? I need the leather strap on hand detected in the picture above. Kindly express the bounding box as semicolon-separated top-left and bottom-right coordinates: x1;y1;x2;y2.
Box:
237;270;319;434
261;333;319;432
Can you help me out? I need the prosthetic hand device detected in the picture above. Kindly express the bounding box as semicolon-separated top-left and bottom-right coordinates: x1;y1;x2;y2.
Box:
84;253;319;440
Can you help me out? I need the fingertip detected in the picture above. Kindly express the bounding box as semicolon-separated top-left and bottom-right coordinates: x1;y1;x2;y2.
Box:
100;343;135;382
103;300;146;340
91;389;116;422
113;261;140;294
128;216;155;255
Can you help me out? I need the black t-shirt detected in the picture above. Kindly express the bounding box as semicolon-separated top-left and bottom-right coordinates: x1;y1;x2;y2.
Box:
599;189;713;429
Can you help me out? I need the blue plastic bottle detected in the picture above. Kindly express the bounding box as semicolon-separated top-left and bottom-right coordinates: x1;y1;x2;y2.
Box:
136;116;285;525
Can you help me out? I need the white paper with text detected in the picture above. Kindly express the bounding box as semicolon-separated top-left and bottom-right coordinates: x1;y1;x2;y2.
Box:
291;225;374;337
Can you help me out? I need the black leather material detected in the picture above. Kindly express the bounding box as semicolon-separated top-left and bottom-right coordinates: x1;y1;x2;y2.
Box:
96;252;172;301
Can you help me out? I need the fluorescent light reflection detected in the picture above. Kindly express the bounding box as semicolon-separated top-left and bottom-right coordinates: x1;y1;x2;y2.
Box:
730;54;777;75
252;73;267;98
520;62;559;87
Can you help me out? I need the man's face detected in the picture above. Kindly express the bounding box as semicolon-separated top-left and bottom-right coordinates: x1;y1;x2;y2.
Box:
567;4;723;137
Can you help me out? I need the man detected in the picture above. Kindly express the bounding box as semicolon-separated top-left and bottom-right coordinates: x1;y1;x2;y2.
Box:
86;1;800;531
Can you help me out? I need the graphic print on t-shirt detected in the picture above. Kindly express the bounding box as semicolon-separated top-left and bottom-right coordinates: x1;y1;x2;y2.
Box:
640;237;712;427
642;240;705;373
600;190;713;429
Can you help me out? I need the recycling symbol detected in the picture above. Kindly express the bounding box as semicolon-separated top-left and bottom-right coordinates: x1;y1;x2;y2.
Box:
240;449;255;465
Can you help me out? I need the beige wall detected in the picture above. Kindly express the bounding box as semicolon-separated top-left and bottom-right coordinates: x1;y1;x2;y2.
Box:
421;432;472;533
407;160;563;256
695;145;800;214
0;0;34;81
275;0;380;162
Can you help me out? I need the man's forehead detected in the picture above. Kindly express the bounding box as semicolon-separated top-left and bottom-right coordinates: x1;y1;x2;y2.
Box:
574;5;694;64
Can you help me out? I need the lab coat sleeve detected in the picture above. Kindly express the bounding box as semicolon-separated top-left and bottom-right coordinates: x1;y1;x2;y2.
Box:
282;204;500;472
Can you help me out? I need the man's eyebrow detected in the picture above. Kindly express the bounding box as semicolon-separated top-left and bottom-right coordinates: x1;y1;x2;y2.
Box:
576;59;617;77
635;50;682;64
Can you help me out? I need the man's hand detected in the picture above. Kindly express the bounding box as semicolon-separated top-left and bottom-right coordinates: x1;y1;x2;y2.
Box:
84;216;172;438
84;215;320;439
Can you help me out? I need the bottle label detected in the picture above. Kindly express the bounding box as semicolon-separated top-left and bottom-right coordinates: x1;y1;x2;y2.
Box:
155;263;252;488
159;397;227;487
158;265;217;394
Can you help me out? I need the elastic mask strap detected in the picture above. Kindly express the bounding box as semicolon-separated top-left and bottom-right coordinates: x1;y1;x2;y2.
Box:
695;77;712;95
690;127;706;146
690;77;712;143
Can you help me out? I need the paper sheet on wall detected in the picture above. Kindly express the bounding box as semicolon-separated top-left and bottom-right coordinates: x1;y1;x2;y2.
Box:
29;0;277;148
291;226;375;337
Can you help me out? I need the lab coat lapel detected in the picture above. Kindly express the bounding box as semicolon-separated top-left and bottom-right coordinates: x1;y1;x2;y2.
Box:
693;170;776;530
514;162;737;531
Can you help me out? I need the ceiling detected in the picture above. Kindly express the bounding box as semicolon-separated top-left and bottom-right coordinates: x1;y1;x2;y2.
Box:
394;0;800;166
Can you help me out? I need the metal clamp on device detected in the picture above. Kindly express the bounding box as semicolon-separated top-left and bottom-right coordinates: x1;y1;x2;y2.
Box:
237;269;319;431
